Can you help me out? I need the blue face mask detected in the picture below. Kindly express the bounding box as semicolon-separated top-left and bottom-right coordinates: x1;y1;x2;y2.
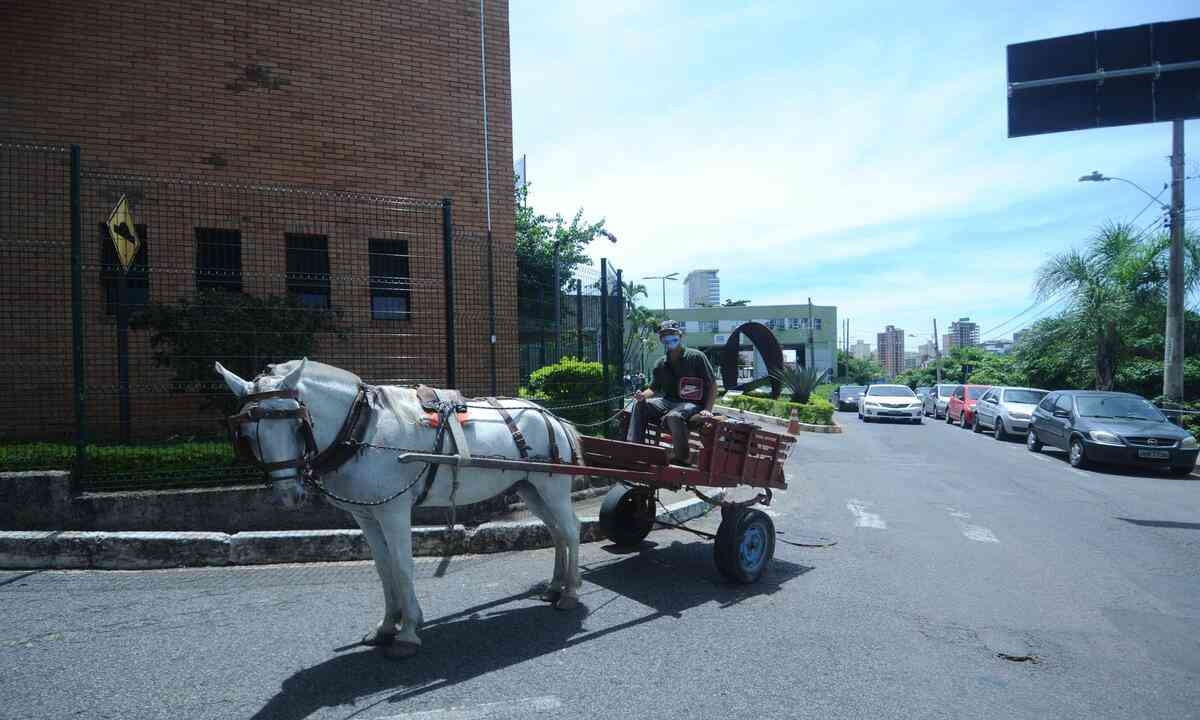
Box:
661;335;681;350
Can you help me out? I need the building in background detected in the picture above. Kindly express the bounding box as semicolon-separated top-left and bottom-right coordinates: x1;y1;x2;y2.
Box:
683;269;720;307
877;325;905;379
944;317;980;351
1013;330;1029;346
981;339;1014;355
636;303;838;381
917;341;937;365
903;351;919;370
851;340;873;361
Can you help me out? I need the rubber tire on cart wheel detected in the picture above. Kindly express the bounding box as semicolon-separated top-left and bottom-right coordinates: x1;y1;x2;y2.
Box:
714;507;775;584
1026;430;1042;452
1068;437;1089;469
599;485;655;547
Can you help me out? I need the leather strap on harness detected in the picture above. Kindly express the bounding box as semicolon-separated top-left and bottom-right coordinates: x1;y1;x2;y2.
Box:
486;397;530;459
308;385;372;477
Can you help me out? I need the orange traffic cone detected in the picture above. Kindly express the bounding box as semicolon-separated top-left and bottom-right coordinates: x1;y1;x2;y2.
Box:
787;407;800;434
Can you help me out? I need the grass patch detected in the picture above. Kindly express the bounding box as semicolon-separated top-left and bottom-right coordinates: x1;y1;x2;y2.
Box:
0;442;237;476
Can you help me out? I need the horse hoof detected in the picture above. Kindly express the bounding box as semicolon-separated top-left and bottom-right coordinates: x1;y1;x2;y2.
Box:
384;641;421;659
553;595;578;611
362;631;395;647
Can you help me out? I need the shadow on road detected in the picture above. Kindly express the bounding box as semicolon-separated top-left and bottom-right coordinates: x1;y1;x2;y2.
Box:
1118;517;1200;530
249;540;813;720
1035;448;1200;480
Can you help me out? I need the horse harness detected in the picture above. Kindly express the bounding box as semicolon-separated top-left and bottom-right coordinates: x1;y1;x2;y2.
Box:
227;383;570;506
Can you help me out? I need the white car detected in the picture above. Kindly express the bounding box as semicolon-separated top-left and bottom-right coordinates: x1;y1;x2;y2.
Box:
858;384;924;424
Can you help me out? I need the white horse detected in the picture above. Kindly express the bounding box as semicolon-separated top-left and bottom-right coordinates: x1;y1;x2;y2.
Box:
215;358;584;657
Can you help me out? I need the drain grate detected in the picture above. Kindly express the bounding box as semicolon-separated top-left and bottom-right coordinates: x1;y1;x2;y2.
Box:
997;652;1040;663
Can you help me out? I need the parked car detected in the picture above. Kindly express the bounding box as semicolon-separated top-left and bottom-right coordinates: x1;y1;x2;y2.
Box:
973;386;1049;439
831;385;866;411
946;384;992;428
915;386;931;401
1027;390;1199;474
858;384;923;423
923;383;960;419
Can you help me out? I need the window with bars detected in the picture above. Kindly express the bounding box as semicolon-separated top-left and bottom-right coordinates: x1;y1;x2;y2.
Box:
368;239;411;320
285;233;331;309
195;228;242;293
99;223;149;315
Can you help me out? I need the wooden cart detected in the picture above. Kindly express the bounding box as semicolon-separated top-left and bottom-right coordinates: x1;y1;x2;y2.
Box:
398;410;795;583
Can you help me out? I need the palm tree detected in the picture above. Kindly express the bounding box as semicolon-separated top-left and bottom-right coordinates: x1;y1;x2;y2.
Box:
1035;223;1148;390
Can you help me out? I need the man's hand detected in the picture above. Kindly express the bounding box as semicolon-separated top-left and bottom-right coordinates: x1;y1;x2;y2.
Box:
633;389;647;401
696;410;713;419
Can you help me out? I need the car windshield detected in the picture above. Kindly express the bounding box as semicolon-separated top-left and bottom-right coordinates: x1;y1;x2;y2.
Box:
966;387;988;400
867;386;915;397
1004;389;1046;404
1075;395;1165;421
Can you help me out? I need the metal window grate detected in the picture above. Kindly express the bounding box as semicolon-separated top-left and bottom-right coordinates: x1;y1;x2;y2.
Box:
285;233;331;309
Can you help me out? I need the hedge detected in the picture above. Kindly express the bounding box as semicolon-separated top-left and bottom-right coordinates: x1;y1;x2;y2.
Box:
0;442;238;476
721;394;835;425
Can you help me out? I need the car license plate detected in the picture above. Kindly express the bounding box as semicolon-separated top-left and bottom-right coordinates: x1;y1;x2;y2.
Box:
1137;449;1170;460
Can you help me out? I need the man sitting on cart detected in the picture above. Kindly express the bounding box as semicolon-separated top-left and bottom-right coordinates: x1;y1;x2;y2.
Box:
626;321;716;466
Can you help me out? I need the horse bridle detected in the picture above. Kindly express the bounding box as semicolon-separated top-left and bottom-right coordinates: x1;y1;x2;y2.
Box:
227;385;372;483
227;389;319;478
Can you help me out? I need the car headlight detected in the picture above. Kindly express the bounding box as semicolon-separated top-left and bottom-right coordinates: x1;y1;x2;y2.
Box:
1182;435;1198;450
908;401;923;408
864;401;880;407
1088;430;1124;446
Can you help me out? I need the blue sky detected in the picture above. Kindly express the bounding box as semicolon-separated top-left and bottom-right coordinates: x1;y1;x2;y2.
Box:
510;1;1199;350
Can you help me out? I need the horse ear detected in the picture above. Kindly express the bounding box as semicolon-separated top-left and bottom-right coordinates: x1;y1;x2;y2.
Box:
214;361;250;398
280;358;307;390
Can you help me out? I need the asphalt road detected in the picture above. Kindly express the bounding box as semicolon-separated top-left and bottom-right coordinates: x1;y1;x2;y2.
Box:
4;414;1200;720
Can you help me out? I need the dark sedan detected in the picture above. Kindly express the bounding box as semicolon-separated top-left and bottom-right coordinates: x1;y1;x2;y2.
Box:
1027;390;1199;475
831;385;866;411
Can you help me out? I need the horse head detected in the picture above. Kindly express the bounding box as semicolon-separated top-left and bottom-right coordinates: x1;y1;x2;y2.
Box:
216;359;313;509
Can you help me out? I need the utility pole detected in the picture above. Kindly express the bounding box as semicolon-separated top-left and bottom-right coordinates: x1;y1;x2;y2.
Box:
932;318;942;384
1164;119;1185;408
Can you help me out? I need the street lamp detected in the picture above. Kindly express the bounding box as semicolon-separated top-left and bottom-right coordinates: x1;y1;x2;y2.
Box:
643;272;678;316
553;230;618;362
1079;168;1182;407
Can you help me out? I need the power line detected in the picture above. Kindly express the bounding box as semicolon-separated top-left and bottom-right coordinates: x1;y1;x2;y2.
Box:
979;289;1065;339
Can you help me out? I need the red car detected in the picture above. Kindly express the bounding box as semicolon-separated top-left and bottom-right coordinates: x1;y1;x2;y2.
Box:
946;384;992;429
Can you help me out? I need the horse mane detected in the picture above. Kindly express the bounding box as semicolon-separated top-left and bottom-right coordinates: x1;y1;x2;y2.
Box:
256;359;362;391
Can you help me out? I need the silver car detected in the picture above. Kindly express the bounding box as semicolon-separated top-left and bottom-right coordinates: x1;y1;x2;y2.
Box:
972;386;1049;439
923;383;960;419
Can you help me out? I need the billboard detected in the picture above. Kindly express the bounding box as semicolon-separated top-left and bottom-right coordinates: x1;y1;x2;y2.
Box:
1007;18;1200;137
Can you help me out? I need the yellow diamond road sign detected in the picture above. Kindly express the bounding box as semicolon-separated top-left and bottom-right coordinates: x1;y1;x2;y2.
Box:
106;194;140;271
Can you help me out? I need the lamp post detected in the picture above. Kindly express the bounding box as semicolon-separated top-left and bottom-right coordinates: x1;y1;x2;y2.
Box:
1079;169;1182;406
643;272;678;316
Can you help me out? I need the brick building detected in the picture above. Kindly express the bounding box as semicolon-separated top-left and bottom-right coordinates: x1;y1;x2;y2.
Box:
0;0;516;442
876;325;905;379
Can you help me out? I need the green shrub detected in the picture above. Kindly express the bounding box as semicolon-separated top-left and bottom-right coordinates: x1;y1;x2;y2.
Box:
722;394;834;425
525;357;616;430
0;442;237;476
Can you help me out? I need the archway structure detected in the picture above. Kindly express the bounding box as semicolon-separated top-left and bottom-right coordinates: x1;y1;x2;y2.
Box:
720;321;785;399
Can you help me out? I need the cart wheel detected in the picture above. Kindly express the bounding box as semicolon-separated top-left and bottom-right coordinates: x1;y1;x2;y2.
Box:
599;485;655;547
714;507;775;584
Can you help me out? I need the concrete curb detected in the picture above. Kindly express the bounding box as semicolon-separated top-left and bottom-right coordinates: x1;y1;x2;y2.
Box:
0;492;722;570
714;405;843;434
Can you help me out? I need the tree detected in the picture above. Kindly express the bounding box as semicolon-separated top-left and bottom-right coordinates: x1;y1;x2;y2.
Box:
515;183;610;293
836;350;884;385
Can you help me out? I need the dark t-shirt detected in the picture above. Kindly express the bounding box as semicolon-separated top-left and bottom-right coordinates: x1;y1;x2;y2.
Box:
650;347;715;402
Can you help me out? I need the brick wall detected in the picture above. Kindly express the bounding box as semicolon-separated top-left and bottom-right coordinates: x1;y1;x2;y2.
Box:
0;0;517;442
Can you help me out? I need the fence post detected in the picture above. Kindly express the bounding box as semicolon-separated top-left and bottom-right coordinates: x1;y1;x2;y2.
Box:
442;198;456;388
575;278;583;359
600;259;610;425
486;229;497;396
615;268;624;391
69;144;87;478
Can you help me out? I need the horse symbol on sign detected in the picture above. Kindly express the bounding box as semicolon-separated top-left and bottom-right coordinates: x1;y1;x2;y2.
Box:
105;194;140;271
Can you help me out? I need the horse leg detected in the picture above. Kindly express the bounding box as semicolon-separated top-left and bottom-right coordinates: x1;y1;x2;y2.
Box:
526;474;581;610
514;480;568;602
351;510;401;645
375;507;424;657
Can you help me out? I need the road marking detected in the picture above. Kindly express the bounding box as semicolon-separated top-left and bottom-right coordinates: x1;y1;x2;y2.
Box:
377;696;562;720
946;508;1000;544
846;499;886;529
